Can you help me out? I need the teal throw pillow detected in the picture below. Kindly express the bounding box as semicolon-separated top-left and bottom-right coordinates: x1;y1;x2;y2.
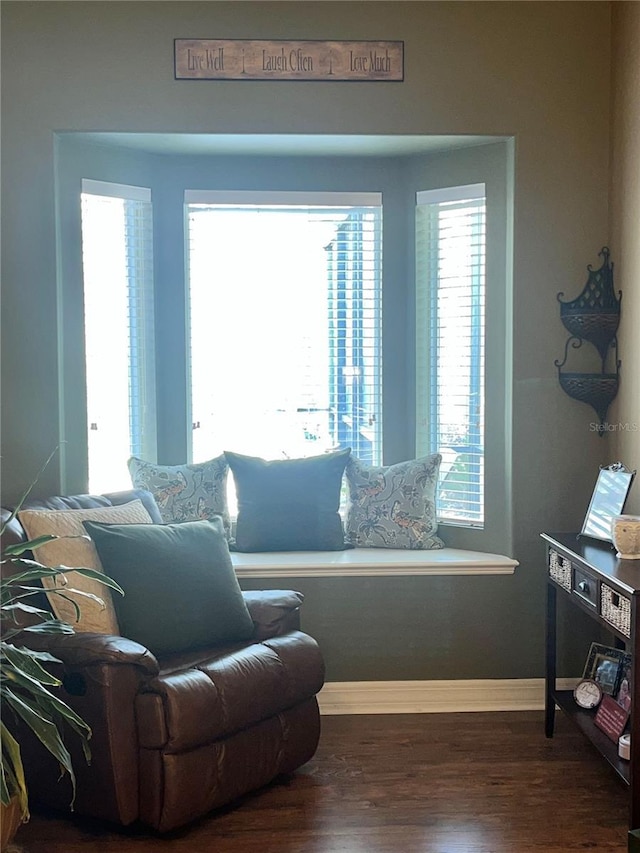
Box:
225;449;351;552
83;518;254;656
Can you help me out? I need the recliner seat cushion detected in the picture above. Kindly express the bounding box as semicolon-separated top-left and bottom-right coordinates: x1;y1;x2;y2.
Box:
136;631;324;751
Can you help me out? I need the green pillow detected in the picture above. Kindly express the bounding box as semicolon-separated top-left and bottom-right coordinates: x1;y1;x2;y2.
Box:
225;448;351;552
83;518;254;656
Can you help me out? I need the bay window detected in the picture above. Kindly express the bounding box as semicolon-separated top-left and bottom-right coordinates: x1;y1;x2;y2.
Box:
72;142;509;549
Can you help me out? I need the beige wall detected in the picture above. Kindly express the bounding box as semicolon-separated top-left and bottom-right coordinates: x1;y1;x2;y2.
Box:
0;2;619;680
610;0;640;513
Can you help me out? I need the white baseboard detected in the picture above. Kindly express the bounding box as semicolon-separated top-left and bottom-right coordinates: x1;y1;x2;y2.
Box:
318;678;579;715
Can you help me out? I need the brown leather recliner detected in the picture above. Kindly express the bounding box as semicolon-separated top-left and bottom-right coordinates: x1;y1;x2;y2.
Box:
1;489;325;833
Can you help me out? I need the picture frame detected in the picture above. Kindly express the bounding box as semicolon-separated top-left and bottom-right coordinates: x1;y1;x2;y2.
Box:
582;643;627;696
616;653;633;713
580;462;635;543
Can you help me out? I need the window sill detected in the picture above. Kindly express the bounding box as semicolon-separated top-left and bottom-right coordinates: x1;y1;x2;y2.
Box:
231;547;518;578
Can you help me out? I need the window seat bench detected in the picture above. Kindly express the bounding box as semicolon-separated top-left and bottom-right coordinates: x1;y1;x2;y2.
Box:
231;547;518;579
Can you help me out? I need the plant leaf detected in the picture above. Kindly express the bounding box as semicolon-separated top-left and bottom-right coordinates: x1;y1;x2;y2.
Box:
33;692;92;766
0;759;11;807
3;686;78;806
2;585;69;602
11;647;61;664
2;602;56;619
3;668;91;740
1;565;123;595
2;583;58;595
0;721;29;819
20;621;76;635
41;590;82;623
1;565;71;583
0;764;9;806
48;587;105;605
63;568;124;595
1;644;62;686
2;535;59;557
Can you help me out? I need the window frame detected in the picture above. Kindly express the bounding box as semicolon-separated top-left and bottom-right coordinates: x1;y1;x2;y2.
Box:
415;183;487;528
404;141;513;553
183;189;384;467
80;179;157;493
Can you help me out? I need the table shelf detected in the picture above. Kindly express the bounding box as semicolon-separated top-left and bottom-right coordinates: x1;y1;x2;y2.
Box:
553;689;629;784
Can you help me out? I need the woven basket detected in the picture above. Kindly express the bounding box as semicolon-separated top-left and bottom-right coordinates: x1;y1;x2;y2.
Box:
549;549;572;591
600;583;631;637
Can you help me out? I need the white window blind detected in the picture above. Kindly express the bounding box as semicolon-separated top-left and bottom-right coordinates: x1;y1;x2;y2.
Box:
185;191;382;473
415;184;486;526
81;179;156;493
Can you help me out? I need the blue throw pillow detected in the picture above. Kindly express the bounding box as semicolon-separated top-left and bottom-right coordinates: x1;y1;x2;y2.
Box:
225;449;351;552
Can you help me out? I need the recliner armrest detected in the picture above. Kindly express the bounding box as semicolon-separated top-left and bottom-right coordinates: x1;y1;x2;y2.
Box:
242;589;303;639
19;631;156;825
23;631;159;675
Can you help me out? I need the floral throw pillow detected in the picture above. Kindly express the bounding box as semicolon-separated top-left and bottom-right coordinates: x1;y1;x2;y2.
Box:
127;455;230;536
345;454;444;550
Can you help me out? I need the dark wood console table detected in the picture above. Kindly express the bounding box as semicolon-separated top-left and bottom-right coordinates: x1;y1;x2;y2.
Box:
542;532;640;828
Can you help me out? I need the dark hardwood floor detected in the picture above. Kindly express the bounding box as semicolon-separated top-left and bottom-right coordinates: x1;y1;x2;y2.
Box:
14;712;629;852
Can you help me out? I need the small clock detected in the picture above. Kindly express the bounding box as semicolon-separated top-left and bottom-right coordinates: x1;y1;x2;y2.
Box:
573;678;603;709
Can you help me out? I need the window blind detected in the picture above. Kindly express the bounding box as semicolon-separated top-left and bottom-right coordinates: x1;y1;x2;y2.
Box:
185;191;382;470
81;180;156;493
415;184;486;526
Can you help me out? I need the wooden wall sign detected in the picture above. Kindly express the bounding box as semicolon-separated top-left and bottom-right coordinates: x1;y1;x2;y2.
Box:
174;39;404;82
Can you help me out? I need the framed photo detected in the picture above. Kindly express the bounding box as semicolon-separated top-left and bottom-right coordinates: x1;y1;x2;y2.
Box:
616;653;633;712
580;462;635;543
582;643;626;696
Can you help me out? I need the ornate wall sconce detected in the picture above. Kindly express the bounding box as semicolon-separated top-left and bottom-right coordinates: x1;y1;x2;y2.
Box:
555;247;622;432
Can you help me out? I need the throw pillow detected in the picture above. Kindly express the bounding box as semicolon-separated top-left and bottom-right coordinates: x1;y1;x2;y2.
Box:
344;454;444;550
103;488;164;523
17;500;153;634
83;517;254;655
127;455;230;536
225;449;351;552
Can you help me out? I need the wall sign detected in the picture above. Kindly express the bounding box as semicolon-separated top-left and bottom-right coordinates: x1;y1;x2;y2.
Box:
175;39;404;82
594;694;630;743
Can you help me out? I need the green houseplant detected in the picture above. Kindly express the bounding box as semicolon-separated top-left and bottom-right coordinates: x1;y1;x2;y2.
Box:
0;479;123;846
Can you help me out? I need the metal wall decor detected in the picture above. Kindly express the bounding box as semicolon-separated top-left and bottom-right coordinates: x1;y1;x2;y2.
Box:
555;247;622;431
